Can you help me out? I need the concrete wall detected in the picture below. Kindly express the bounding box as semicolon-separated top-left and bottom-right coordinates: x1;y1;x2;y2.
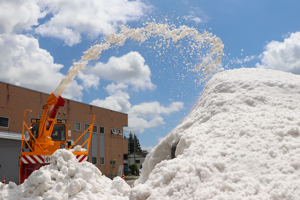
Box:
0;139;21;183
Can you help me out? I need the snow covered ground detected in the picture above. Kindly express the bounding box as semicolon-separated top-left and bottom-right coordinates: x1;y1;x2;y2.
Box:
2;68;300;199
0;149;130;199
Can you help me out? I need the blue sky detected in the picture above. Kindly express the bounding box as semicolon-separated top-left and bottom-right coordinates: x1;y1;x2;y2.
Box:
1;0;300;152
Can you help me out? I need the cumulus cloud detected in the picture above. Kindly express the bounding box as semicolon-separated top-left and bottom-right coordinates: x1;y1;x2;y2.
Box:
90;89;131;113
256;32;300;74
0;0;45;34
126;102;183;133
91;82;184;133
106;83;128;95
129;101;184;117
77;72;100;90
0;33;83;100
87;51;156;91
126;116;165;133
35;0;150;46
141;146;154;153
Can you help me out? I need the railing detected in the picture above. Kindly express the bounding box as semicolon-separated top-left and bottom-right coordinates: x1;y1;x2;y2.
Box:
68;115;95;151
21;109;44;152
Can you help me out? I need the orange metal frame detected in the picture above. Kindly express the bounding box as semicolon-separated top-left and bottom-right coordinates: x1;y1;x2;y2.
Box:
19;109;95;183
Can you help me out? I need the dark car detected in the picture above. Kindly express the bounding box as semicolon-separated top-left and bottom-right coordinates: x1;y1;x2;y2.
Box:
124;166;132;176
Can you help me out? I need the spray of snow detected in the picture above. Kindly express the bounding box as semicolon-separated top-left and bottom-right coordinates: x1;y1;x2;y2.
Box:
53;22;224;97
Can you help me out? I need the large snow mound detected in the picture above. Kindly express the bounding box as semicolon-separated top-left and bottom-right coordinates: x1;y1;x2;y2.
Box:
2;68;300;200
131;68;300;199
0;149;130;200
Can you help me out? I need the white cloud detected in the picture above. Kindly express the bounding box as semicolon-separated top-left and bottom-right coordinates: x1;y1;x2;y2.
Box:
184;9;206;24
0;0;45;34
90;82;184;133
90;90;131;113
256;32;300;74
141;146;154;153
35;0;150;46
106;83;128;95
87;51;156;91
129;101;184;117
0;33;83;100
77;72;100;90
184;15;203;24
125;116;165;133
233;55;256;64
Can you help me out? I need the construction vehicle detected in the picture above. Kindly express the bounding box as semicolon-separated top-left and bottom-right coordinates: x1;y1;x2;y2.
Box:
19;93;95;184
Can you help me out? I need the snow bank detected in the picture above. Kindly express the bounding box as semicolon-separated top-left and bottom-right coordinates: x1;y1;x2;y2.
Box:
131;68;300;199
0;149;130;200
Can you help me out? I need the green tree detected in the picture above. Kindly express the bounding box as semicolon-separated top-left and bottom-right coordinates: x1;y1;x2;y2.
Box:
128;133;142;153
133;134;142;152
128;132;134;153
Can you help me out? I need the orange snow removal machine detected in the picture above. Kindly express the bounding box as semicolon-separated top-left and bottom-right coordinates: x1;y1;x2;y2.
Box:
19;93;94;184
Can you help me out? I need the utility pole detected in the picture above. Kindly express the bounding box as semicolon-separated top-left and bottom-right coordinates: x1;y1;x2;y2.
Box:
134;134;136;174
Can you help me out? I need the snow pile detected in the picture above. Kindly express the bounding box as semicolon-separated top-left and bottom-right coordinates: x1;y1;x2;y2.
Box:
3;68;300;199
0;149;130;200
69;145;87;152
131;68;300;199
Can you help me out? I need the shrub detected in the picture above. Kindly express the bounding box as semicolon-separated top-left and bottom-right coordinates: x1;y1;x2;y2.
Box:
129;164;139;176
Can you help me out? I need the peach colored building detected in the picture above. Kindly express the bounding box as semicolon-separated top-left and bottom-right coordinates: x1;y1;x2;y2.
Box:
0;81;128;183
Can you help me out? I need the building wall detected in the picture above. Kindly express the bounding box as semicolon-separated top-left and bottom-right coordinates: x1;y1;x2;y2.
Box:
0;82;128;182
0;139;21;183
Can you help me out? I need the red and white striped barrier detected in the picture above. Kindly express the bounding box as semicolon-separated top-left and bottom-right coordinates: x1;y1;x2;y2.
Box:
21;155;45;164
76;155;88;162
21;154;87;164
2;176;5;184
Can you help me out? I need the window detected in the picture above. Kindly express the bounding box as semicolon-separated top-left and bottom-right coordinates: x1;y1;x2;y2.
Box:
99;133;105;165
74;122;81;131
92;133;97;165
38;115;42;119
99;157;105;165
92;157;97;165
84;123;89;131
93;125;97;133
32;123;40;138
99;126;105;134
111;128;116;135
135;160;140;164
117;129;122;135
0;116;9;128
52;124;66;141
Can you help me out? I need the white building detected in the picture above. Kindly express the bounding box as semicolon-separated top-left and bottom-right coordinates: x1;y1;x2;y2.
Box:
127;152;147;173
